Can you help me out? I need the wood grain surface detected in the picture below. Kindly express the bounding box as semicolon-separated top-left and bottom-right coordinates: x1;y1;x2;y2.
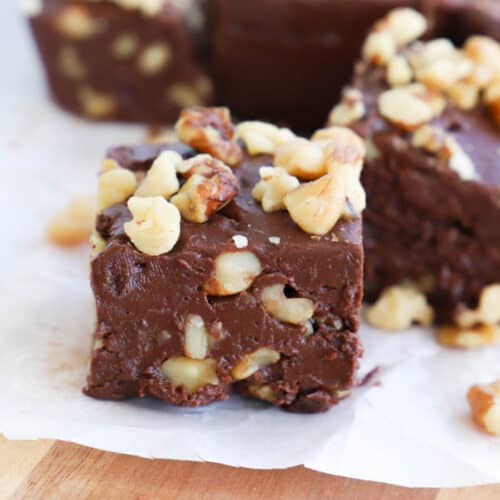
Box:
1;436;499;499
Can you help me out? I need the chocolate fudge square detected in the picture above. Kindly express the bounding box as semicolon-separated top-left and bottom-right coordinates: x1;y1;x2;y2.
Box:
26;0;211;122
327;8;500;333
85;108;366;412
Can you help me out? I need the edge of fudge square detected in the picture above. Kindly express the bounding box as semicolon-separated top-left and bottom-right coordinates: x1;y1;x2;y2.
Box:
327;7;500;335
85;107;366;413
26;0;211;123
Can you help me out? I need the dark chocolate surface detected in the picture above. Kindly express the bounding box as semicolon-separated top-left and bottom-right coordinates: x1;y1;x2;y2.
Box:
86;142;364;412
351;59;500;324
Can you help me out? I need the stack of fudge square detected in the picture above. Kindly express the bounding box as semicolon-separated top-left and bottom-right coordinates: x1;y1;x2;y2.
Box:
27;1;500;413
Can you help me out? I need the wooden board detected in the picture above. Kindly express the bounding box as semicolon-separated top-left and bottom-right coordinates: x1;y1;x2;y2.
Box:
1;436;499;499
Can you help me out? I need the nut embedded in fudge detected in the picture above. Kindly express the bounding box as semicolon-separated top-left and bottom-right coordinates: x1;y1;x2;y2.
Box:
26;0;211;122
85;107;366;413
327;8;500;333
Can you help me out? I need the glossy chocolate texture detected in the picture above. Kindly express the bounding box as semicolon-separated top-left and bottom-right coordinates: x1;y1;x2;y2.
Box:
85;142;364;412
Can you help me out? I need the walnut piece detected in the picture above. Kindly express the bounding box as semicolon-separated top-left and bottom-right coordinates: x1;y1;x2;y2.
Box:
98;166;137;210
234;121;295;156
411;125;477;180
77;86;116;119
384;8;427;47
378;84;445;131
135;151;182;198
248;384;275;402
468;381;500;436
284;174;347;236
124;196;181;256
138;43;172;75
171;155;240;223
409;39;473;91
464;36;500;87
313;126;366;173
362;31;396;66
111;33;139;60
457;284;500;328
231;348;280;381
328;88;365;126
184;314;209;360
437;324;500;349
386;55;413;86
365;285;434;331
48;194;96;247
204;251;262;296
175;107;243;166
252;166;300;213
161;357;219;394
274;138;326;180
55;5;101;39
261;284;315;325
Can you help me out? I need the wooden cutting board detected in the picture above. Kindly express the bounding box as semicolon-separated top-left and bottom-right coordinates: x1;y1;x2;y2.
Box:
1;436;498;499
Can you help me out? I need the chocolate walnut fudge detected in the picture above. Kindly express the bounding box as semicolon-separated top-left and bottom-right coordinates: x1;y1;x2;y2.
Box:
327;8;500;346
26;0;211;122
85;107;367;412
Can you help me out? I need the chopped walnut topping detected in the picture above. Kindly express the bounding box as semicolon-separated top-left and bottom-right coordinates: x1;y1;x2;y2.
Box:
274;138;326;180
161;357;219;394
412;125;477;180
328;88;366;126
175;107;243;166
468;381;500;435
284;174;347;236
98;166;137;210
378;84;445;130
124;196;181;256
313;126;366;173
409;39;474;91
235;121;296;156
448;81;480;110
252;166;300;213
362;31;396;66
464;36;500;87
386;55;413;86
135;151;182;198
171;155;240;223
204;251;262;296
437;324;500;349
384;8;427;47
231;348;280;381
457;284;500;328
48;194;96;247
365;285;434;331
261;284;315;325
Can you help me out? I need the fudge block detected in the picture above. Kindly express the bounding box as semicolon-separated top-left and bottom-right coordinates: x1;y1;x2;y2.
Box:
85;107;366;412
210;0;421;129
26;0;211;122
327;8;500;330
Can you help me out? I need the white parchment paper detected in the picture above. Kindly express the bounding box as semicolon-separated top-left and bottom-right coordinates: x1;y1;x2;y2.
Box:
1;2;499;488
